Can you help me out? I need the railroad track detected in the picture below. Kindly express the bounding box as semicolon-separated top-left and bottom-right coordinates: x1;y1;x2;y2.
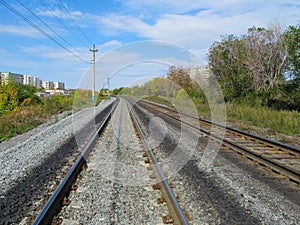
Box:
33;99;119;225
34;97;189;225
127;100;189;225
136;99;300;186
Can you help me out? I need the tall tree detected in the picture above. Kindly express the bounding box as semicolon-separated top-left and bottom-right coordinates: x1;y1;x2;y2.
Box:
244;24;286;96
208;34;251;101
167;66;193;94
0;77;18;115
284;25;300;80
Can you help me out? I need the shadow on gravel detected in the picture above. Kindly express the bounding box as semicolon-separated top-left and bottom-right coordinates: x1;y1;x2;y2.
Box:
0;136;78;224
0;104;114;225
218;150;300;206
134;103;261;224
160;135;261;224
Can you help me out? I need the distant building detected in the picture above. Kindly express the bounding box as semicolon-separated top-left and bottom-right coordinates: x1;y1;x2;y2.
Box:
188;65;211;84
53;81;65;90
23;75;42;88
44;81;65;90
1;72;42;88
44;81;54;90
44;89;71;97
0;72;24;85
0;72;66;90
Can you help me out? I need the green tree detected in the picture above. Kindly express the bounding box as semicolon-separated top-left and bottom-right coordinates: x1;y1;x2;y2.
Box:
208;34;252;101
17;84;42;106
284;25;300;80
0;77;18;115
111;87;124;95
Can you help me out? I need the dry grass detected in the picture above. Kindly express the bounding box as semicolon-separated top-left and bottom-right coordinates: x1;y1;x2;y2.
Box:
226;104;299;136
0;105;46;142
144;96;300;137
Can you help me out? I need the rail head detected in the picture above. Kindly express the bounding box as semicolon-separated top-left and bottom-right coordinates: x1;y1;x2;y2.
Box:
140;99;300;153
127;100;189;225
33;99;119;225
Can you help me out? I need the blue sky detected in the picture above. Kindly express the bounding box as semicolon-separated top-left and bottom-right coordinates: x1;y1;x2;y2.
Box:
0;0;299;89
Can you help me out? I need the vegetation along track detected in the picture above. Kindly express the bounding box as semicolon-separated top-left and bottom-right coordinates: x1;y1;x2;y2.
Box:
137;99;300;186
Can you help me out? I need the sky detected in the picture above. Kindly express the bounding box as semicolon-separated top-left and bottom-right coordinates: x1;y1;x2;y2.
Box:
0;0;299;89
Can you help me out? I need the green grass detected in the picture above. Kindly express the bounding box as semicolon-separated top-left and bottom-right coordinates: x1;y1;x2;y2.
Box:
226;103;299;136
0;94;107;142
0;97;73;142
0;105;45;142
144;96;300;137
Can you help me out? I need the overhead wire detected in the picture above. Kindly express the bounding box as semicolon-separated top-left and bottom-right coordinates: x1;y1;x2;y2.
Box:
0;0;90;64
56;0;93;46
39;0;90;49
15;0;82;54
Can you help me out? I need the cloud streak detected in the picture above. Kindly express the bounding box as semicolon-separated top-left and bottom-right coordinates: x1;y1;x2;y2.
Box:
92;1;299;61
0;24;43;38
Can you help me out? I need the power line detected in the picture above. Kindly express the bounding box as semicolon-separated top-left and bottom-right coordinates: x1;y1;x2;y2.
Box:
39;0;90;49
0;0;89;64
57;0;93;46
16;0;81;55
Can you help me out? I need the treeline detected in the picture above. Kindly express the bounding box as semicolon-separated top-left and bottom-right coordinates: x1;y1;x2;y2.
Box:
118;66;218;103
0;77;110;141
208;24;299;110
0;75;110;118
0;77;74;116
120;24;299;112
0;78;43;116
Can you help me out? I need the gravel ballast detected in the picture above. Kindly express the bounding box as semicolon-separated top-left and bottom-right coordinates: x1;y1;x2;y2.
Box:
0;99;115;225
133;100;300;224
58;98;167;224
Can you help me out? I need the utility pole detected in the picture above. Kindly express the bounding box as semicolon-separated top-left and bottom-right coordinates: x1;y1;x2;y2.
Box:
90;44;98;103
107;76;111;99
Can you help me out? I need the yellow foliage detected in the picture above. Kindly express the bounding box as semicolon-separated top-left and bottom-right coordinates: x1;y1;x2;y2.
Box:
21;97;32;106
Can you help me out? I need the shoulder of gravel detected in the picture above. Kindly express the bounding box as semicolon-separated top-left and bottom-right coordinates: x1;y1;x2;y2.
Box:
0;98;116;152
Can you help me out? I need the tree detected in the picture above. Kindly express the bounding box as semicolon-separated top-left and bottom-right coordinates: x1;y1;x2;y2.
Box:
111;87;124;95
17;84;42;106
284;25;300;80
0;77;18;115
167;66;193;93
208;34;252;101
244;24;286;98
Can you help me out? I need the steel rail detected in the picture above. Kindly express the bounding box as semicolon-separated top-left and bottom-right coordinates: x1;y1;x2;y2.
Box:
141;99;300;153
33;99;119;225
128;100;189;225
138;99;300;185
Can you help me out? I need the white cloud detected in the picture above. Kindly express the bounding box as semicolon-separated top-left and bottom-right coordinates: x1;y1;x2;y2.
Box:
100;40;122;48
118;0;300;16
0;24;42;38
19;45;90;62
35;7;83;20
95;1;299;61
0;49;6;54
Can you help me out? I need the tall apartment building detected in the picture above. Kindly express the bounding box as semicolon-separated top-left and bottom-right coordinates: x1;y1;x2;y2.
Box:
1;72;42;88
53;82;65;90
44;81;54;90
0;72;24;85
187;65;211;84
23;75;41;88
